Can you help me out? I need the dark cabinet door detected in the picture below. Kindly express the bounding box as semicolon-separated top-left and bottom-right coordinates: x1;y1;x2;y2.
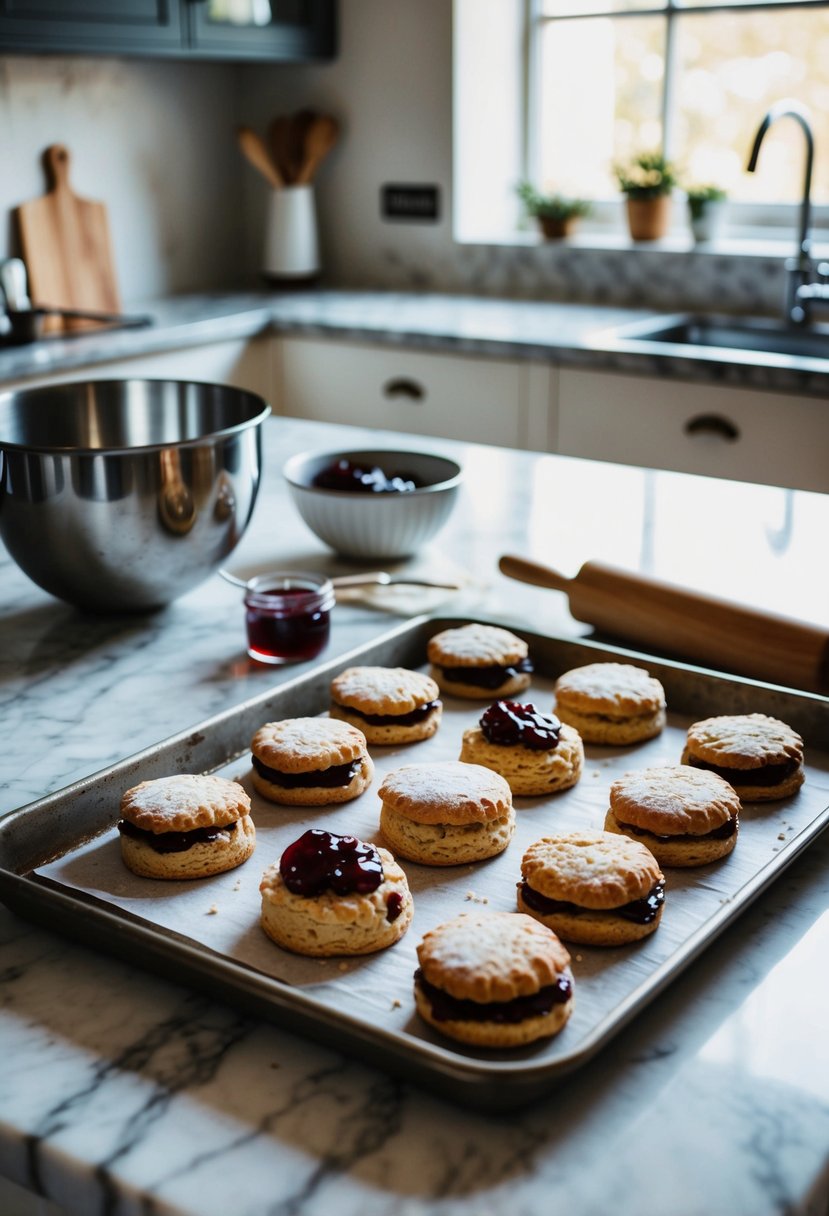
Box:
0;0;183;54
185;0;336;61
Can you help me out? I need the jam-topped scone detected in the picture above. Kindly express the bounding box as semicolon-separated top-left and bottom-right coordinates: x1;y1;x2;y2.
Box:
518;831;665;945
414;911;574;1047
378;760;515;865
329;665;442;745
426;622;532;700
605;765;740;867
682;713;804;802
118;774;256;880
553;662;666;745
259;828;413;956
459;700;583;796
250;717;373;806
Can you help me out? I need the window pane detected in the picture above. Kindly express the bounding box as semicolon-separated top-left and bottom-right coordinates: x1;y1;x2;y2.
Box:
538;16;665;198
675;8;829;203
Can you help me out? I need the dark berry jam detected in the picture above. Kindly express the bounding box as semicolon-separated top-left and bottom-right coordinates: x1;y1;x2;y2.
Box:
480;701;561;751
415;969;572;1023
617;816;737;843
252;755;361;789
280;828;384;897
687;755;799;787
386;891;404;922
333;699;441;727
438;656;533;689
118;819;236;854
520;880;665;925
244;575;334;666
311;458;421;493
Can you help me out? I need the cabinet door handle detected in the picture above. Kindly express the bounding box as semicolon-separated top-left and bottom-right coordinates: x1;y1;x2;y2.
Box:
383;377;425;402
684;413;740;442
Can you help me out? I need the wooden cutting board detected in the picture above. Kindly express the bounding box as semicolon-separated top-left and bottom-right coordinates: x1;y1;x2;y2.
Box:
15;144;121;334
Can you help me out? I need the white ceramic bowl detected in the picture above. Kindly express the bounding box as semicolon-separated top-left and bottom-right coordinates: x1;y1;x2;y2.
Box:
283;447;463;559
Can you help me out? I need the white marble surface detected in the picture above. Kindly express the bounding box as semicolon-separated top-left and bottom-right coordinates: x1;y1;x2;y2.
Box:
1;416;828;1216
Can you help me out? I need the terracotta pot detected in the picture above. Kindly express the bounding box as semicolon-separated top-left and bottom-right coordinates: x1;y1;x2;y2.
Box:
538;214;580;240
626;195;672;241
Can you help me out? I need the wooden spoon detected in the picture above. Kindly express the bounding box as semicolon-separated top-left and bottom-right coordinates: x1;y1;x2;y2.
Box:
295;113;339;185
267;115;298;185
237;125;283;189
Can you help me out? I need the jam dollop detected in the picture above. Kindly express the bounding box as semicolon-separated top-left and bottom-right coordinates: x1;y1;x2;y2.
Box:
520;880;666;925
280;828;384;897
687;755;799;787
438;657;533;689
386;891;405;922
118;819;236;854
252;755;361;789
415;969;572;1023
333;699;441;727
480;700;561;751
311;459;420;494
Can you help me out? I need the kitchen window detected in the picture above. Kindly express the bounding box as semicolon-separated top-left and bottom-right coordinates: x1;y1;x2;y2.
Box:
454;0;829;242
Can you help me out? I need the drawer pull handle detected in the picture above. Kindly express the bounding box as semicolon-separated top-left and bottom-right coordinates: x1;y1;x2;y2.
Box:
684;413;740;442
383;377;425;402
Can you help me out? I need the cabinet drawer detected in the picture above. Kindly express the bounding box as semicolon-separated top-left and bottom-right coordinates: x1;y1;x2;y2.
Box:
278;337;526;448
557;368;829;493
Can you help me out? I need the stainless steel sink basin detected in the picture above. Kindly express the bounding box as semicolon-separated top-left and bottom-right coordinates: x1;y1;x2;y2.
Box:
600;313;829;362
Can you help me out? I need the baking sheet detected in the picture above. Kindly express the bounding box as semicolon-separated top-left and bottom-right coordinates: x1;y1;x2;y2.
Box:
3;619;829;1107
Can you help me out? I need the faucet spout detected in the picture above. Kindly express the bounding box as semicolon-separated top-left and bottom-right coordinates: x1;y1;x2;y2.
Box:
747;99;815;324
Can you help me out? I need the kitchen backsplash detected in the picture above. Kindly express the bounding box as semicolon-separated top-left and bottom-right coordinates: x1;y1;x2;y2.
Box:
353;240;787;317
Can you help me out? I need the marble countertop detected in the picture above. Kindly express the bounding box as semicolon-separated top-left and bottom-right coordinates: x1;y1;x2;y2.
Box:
2;416;828;1216
2;288;829;397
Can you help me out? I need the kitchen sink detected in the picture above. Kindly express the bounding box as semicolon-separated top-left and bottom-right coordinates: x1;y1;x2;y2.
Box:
599;313;829;362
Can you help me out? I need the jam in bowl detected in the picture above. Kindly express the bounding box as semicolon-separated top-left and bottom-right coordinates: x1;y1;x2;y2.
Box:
283;447;462;560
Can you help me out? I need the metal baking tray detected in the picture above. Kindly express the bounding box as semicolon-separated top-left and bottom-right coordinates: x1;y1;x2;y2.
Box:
2;617;828;1110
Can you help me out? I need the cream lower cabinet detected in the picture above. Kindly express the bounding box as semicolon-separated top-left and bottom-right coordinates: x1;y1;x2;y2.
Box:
554;367;829;493
275;336;551;449
0;336;276;405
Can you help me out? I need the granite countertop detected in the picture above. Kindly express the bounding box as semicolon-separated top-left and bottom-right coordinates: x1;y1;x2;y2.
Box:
2;288;829;396
1;415;828;1216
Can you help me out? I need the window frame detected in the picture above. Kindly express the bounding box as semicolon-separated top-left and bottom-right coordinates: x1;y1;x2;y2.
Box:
522;0;829;234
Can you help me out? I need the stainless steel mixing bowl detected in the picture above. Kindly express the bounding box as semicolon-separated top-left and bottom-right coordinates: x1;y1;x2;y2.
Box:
0;378;271;612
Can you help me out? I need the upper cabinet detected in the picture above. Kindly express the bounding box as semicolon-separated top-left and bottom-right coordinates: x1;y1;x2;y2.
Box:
0;0;336;62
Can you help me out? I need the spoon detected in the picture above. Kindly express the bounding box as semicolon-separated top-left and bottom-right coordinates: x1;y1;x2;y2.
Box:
237;125;284;189
295;113;340;185
219;569;460;591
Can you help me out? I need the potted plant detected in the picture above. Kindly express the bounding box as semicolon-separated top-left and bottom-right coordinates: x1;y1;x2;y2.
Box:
517;181;592;240
686;184;727;244
615;152;677;241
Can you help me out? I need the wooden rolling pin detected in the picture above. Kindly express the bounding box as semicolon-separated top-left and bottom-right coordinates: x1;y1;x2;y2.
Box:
498;554;829;694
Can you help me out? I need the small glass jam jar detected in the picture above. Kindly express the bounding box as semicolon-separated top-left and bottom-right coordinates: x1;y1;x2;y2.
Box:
244;572;334;665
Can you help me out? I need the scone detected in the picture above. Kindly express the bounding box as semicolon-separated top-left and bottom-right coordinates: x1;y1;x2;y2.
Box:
426;622;532;699
329;665;442;744
260;828;413;956
682;713;804;802
553;662;666;745
118;773;256;880
250;717;374;806
518;831;665;945
459;700;583;796
378;760;515;865
414;911;574;1047
605;765;740;867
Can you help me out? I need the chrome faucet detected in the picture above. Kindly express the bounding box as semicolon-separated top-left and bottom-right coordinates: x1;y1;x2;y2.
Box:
746;99;827;326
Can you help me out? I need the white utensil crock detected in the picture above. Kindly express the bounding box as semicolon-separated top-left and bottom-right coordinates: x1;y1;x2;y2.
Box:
263;184;319;280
